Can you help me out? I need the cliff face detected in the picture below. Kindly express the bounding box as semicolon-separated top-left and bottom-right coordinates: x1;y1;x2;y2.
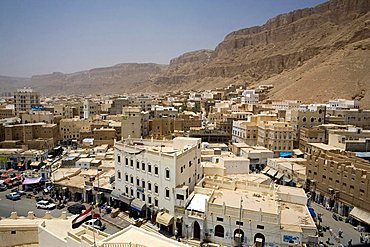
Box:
1;0;370;106
151;0;370;107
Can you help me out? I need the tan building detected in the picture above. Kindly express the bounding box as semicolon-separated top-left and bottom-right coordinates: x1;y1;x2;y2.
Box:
289;105;326;146
93;128;116;147
326;109;370;129
21;110;54;124
328;126;370;151
14;87;40;115
257;121;293;157
121;107;149;139
60;118;91;143
306;150;370;221
174;111;202;132
1;123;59;150
232;114;277;145
299;126;326;152
0;108;14;119
151;117;174;139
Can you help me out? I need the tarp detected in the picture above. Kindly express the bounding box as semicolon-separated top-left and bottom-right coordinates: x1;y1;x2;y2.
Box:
280;152;293;158
350;207;370;225
22;177;42;185
156;212;174;226
308;207;317;219
130;198;145;212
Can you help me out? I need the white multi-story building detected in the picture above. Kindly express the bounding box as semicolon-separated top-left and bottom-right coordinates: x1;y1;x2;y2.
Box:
327;99;360;110
113;137;202;233
241;89;259;104
14;87;40;115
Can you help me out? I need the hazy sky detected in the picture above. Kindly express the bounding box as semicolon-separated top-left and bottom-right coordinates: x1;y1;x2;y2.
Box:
0;0;326;77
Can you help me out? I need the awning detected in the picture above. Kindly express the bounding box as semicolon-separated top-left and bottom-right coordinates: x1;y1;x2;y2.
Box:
308;207;317;219
111;189;122;200
130;198;146;212
30;161;40;167
266;168;278;177
350;207;370;225
283;176;292;184
274;172;284;180
261;168;270;174
17;163;24;167
119;194;133;205
22;177;42;185
156;212;174;226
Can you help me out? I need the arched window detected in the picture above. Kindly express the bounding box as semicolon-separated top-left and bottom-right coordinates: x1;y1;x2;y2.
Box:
215;225;224;238
302;117;307;122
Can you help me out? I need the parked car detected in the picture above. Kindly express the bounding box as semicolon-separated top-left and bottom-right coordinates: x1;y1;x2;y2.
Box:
67;203;86;214
36;200;56;210
84;219;106;231
0;183;7;191
6;192;21;201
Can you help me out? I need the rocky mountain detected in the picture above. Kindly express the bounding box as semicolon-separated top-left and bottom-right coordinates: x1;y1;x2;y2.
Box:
151;0;370;107
1;0;369;107
0;63;166;96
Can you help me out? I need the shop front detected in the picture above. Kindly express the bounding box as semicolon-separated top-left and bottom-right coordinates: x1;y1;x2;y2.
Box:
156;211;174;235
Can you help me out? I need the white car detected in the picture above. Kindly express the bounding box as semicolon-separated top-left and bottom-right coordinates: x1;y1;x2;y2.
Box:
36;200;56;210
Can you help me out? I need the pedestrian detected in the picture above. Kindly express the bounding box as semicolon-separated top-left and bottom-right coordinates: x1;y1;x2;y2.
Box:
338;228;343;238
364;234;369;244
360;233;364;243
338;244;344;247
348;239;352;247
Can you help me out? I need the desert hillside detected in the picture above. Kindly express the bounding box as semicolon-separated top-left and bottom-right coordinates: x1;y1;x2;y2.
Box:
1;0;369;107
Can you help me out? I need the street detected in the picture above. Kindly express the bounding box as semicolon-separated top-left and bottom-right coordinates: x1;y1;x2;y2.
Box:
311;202;366;246
0;190;121;235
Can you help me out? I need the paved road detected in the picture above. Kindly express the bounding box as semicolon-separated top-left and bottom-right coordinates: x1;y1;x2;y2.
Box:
311;202;366;246
0;190;120;235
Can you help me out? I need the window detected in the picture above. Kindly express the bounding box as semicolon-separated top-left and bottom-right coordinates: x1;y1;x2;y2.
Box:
117;155;121;163
165;168;170;179
130;159;133;168
189;161;192;167
136;161;140;169
148;182;152;191
142;194;145;201
125;186;129;194
216;217;223;222
154;166;159;175
148;164;152;173
136;178;140;186
155;184;158;194
130;175;133;184
137;192;140;198
257;225;264;230
165;188;170;198
154;198;158;207
117;171;121;179
148;196;152;204
181;167;184;173
125;158;128;166
236;221;243;226
130;188;134;196
176;194;184;200
215;225;224;238
142;180;145;188
125;174;128;182
142;162;145;171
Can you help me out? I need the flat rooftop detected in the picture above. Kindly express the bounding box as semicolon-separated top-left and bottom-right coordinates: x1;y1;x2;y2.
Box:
100;225;188;247
210;188;278;214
